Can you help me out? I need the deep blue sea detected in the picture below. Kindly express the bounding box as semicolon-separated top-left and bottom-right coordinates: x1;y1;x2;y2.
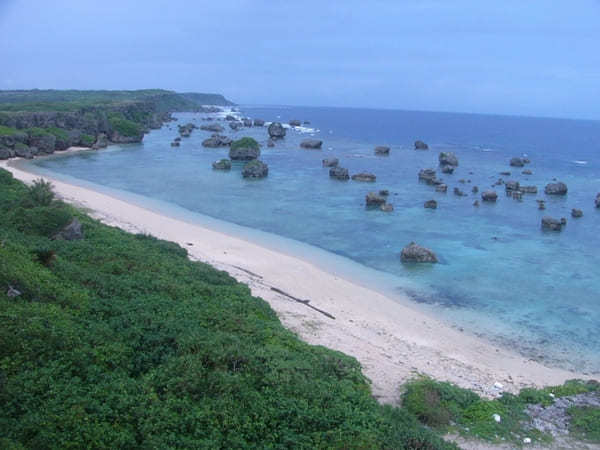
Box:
25;105;600;373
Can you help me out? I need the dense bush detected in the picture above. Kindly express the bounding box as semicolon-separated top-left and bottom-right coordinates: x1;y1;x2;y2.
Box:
79;134;95;147
0;168;454;449
231;136;259;151
45;127;69;141
108;113;143;137
568;406;600;442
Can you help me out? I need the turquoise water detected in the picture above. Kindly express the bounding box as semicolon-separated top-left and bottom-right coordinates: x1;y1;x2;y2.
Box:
26;106;600;373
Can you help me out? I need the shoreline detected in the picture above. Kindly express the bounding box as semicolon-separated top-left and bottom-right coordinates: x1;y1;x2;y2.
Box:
1;148;591;404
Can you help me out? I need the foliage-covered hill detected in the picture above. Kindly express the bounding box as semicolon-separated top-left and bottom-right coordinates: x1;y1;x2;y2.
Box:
180;92;236;106
0;169;453;449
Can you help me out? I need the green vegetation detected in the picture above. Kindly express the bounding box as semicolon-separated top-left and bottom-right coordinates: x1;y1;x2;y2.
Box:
568;406;600;442
45;127;69;141
80;134;95;147
231;136;259;150
25;127;52;138
0;169;453;449
108;112;142;137
402;377;599;446
180;92;235;106
0;125;19;136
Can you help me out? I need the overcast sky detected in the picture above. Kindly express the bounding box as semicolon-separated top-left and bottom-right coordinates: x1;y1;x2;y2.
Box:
1;0;599;119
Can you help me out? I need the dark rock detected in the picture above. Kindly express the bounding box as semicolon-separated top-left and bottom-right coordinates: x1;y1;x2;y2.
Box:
500;171;511;176
505;180;520;192
289;119;302;127
453;187;465;196
379;190;389;196
512;191;523;201
510;157;525;167
439;151;458;167
522;169;533;175
29;133;56;154
544;182;568;195
242;160;268;178
493;178;504;186
14;143;33;159
351;172;376;182
473;200;480;207
400;242;438;263
481;191;498;202
424;200;437;209
458;179;466;184
365;192;387;207
7;285;21;298
243;119;253;127
92;133;108;150
0;148;14;159
520;185;537;194
571;208;583;218
200;123;225;133
268;122;286;139
253;119;265;127
435;184;448;193
374;146;390;156
537;199;546;210
212;159;231;170
202;134;232;148
267;139;275;147
229;145;260;161
541;216;563;231
380;204;394;212
300;139;323;149
414;140;429;150
229;121;243;130
596;193;600;208
561;217;567;226
329;166;349;180
322;158;339;167
472;186;479;193
523;158;531;164
170;141;180;147
304;120;311;125
225;115;236;121
54;218;84;241
441;166;454;174
418;168;437;184
174;137;181;142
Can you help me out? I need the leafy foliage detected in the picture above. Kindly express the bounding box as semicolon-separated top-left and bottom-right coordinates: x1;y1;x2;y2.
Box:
568;406;600;442
231;136;259;151
108;113;142;137
0;125;19;136
79;134;95;147
26;179;55;207
0;168;454;449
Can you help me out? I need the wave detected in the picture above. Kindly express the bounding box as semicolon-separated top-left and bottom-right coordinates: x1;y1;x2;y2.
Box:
573;160;588;165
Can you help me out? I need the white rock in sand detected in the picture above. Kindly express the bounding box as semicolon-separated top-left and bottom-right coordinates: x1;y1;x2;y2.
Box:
523;437;532;444
492;413;501;423
493;382;504;390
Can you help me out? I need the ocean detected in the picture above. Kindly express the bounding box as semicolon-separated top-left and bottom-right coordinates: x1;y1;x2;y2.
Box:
24;105;600;374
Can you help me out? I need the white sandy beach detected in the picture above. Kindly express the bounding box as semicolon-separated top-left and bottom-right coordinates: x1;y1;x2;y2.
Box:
1;150;590;405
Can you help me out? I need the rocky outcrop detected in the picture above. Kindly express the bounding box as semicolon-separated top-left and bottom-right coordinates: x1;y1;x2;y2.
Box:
229;121;243;130
424;200;437;209
374;146;390;155
110;130;144;144
268;122;286;139
435;184;448;193
541;216;563;231
505;180;520;192
596;193;600;208
267;139;275;147
53;218;84;241
322;158;339;167
229;145;260;161
365;192;387;207
351;172;376;182
243;118;252;127
472;186;479;193
300;139;322;149
212;159;231;170
414;140;429;150
14;143;34;158
571;208;583;218
202;134;232;148
510;157;525;167
481;191;498;202
242;160;268;178
453;187;465;196
289;119;302;127
29;133;56;154
92;133;108;150
379;190;389;196
537;199;546;210
225;115;236;121
253;119;265;127
439;152;458;167
521;186;538;194
522;169;533;175
200;123;224;133
400;242;438;263
418;168;437;185
329;167;349;180
544;182;568;195
441;166;454;174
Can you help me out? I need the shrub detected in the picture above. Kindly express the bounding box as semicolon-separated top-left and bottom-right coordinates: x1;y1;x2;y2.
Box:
231;137;259;151
26;127;52;138
108;113;142;137
80;134;95;147
8;206;72;237
46;127;69;141
26;179;55;207
568;406;600;442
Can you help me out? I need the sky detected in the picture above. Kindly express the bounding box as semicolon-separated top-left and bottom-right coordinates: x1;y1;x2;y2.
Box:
0;0;599;120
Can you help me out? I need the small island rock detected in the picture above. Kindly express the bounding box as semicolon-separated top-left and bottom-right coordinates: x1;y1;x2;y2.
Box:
400;242;438;263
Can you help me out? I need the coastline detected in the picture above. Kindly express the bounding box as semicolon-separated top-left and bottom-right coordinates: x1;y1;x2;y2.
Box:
1;148;590;404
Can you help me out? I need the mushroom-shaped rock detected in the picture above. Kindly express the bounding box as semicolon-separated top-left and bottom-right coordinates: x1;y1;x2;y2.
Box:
300;139;322;149
54;218;84;241
289;119;302;127
322;158;339;168
365;192;387;207
212;159;232;170
242;160;268;178
424;200;437;209
200;124;224;133
375;146;390;156
418;168;437;184
253;119;265;127
414;140;429;150
202;134;232;148
268;122;286;139
351;172;376;182
329;166;349;180
481;191;498;202
229;137;260;160
400;242;438;263
541;216;563;231
439;152;459;167
510;157;525;167
571;208;583;218
544;182;568;195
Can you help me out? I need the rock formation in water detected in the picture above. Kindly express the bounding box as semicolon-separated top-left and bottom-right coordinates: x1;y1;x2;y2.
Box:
242;160;268;178
268;122;286;139
400;242;438;263
414;140;429;150
300;139;323;149
544;182;568;195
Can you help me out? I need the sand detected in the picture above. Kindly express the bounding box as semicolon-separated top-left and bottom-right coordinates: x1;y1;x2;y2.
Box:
1;149;590;405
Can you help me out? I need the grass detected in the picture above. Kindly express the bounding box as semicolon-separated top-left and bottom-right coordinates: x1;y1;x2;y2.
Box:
401;376;598;446
0;168;454;449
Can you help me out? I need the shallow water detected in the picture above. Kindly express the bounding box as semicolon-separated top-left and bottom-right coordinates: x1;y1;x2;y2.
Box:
28;106;600;373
